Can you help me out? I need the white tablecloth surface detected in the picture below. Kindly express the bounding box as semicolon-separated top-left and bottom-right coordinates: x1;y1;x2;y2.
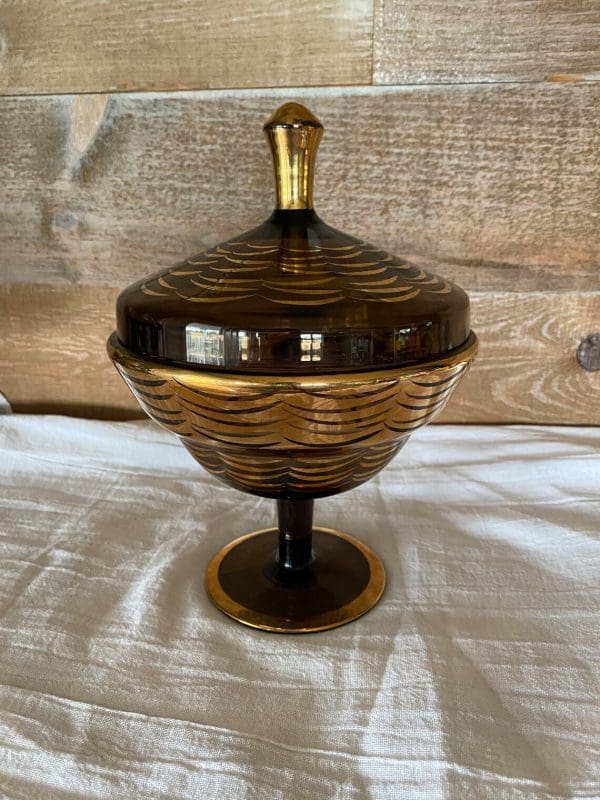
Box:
0;415;598;799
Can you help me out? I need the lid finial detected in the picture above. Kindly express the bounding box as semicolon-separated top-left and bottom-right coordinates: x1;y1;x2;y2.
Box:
264;102;323;211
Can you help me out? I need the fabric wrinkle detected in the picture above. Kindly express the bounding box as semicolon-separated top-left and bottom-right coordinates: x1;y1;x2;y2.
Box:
0;417;597;799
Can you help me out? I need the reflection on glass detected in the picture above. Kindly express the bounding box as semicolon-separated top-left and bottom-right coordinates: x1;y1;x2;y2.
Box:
394;326;414;359
239;331;249;362
186;324;224;365
300;332;322;362
350;334;371;366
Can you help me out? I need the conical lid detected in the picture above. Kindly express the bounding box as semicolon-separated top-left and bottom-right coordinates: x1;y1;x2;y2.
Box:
116;102;471;374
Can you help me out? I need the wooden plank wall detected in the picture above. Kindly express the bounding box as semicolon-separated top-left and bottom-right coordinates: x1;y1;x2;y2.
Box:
0;1;598;423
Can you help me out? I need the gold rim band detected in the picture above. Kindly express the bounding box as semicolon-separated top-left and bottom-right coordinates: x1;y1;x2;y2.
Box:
108;331;478;394
205;527;386;634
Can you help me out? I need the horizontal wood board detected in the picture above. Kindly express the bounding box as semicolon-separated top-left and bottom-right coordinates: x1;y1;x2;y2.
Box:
0;1;373;95
374;0;600;84
1;0;598;428
0;1;598;94
0;285;597;425
1;84;598;294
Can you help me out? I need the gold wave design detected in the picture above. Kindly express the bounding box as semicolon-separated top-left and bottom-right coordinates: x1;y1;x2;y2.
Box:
184;440;406;495
140;237;451;307
112;349;472;497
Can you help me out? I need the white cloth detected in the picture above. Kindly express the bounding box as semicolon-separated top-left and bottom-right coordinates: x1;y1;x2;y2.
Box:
0;416;598;799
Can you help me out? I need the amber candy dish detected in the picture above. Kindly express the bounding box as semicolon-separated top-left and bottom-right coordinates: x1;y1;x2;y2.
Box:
108;102;478;633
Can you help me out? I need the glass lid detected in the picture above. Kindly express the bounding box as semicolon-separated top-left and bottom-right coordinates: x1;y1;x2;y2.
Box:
116;102;471;374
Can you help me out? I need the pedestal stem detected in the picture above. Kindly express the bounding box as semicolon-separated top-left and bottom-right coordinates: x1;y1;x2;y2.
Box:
276;498;314;571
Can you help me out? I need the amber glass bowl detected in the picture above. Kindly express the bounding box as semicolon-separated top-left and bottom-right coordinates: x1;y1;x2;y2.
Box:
108;103;478;633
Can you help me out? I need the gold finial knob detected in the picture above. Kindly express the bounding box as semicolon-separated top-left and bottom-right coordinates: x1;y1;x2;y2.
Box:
264;102;323;211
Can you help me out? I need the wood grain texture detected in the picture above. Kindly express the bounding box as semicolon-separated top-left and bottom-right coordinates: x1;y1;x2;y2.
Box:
1;85;598;293
0;285;133;420
442;292;600;424
374;0;600;84
0;1;373;95
0;286;597;425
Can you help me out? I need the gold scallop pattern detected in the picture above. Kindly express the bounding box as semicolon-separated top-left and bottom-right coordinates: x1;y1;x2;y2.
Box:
112;349;472;496
140;238;452;307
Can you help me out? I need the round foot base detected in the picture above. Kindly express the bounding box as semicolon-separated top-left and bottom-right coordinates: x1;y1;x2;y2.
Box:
205;527;385;633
